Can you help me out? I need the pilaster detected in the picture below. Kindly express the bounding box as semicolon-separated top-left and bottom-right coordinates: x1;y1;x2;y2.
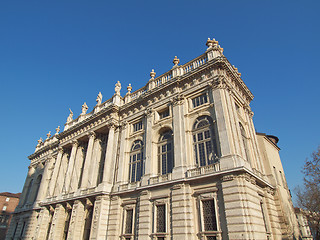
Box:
49;204;66;240
67;200;85;240
106;196;121;239
172;95;187;179
36;156;54;203
137;190;152;239
90;195;111;240
141;109;153;185
48;148;63;197
81;132;96;189
100;124;116;191
171;184;194;240
63;141;79;193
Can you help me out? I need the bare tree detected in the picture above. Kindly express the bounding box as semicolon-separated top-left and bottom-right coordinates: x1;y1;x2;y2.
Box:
296;146;320;239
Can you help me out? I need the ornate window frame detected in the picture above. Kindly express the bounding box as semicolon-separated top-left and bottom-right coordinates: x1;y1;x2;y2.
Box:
192;116;219;167
157;130;174;175
150;196;169;240
121;200;137;240
129;140;144;183
194;188;221;240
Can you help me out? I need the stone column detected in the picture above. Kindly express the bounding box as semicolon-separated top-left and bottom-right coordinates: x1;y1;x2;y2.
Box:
141;110;153;185
67;200;86;240
63;141;79;193
171;184;194;240
90;196;111;240
172;96;187;179
49;204;66;240
34;207;50;240
89;138;102;187
80;132;96;189
101;124;115;189
115;123;128;186
48;148;63;197
36;156;55;203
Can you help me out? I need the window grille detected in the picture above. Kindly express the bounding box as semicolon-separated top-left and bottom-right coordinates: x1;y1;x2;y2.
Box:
125;209;134;234
193;116;218;167
192;93;208;108
133;121;143;132
158;130;174;175
202;199;217;231
156;205;166;233
129;140;144;182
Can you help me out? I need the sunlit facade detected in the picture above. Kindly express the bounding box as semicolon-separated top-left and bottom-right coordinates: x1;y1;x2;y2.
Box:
7;38;300;240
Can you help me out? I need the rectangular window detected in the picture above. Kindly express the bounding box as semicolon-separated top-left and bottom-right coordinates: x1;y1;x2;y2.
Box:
159;108;170;119
202;199;217;231
133;121;143;132
125;209;134;234
5;198;10;202
2;206;7;211
156;204;166;233
192;93;208;108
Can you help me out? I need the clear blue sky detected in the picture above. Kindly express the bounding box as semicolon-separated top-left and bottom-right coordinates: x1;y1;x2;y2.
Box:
0;1;319;204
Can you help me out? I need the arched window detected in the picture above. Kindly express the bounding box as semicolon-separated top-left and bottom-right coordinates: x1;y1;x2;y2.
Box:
32;174;42;202
239;123;250;161
24;179;33;205
129;140;144;183
158;130;174;175
192;116;218;167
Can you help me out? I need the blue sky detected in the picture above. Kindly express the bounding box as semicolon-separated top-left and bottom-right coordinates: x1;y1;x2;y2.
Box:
0;1;319;204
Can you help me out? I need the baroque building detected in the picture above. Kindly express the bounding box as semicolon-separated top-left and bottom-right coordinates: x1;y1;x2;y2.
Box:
7;38;300;240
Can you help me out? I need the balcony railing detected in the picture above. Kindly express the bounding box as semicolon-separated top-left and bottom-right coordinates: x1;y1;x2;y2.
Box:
187;162;220;178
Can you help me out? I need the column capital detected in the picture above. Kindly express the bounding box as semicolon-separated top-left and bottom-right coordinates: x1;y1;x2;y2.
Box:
58;146;64;154
72;140;79;147
87;131;96;139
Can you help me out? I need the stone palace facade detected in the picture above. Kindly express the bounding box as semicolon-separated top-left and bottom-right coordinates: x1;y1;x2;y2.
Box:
7;38;301;240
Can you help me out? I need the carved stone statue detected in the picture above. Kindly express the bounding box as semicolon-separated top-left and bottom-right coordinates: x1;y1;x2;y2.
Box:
67;108;73;123
55;126;60;134
37;138;43;145
46;131;51;139
82;102;88;115
96;92;103;105
115;81;121;95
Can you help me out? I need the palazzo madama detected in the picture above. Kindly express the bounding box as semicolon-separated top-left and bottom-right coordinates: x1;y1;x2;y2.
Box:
7;38;301;240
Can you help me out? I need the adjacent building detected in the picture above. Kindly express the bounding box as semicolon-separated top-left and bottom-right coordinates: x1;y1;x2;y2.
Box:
0;192;20;240
7;38;301;239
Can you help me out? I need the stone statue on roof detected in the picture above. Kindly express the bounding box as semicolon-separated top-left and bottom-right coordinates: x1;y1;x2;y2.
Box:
96;92;103;105
82;102;88;115
115;81;121;95
67;108;73;123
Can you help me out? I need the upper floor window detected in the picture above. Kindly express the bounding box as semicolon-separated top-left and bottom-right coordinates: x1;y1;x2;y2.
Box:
159;108;170;119
133;121;143;132
2;206;7;211
129;140;144;183
158;130;174;175
192;93;208;108
5;198;10;202
193;116;218;167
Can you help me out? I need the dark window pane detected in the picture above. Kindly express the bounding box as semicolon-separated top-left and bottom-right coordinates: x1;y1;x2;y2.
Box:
125;209;133;234
202;200;217;231
156;205;166;232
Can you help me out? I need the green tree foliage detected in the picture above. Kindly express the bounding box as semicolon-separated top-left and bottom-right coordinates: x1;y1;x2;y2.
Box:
296;146;320;239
